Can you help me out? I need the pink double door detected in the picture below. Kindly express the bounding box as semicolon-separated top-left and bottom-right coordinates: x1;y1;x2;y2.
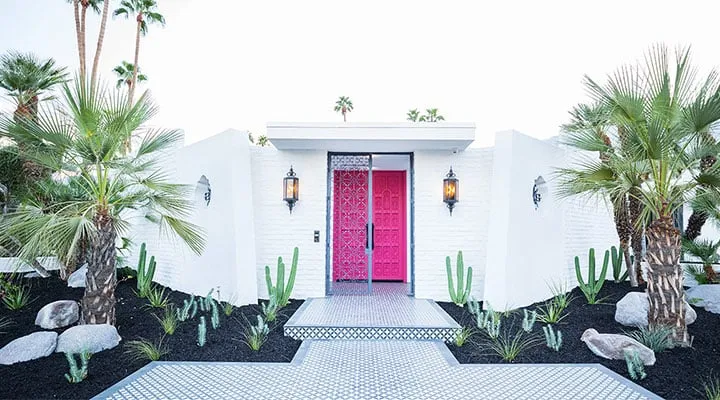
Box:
332;170;407;282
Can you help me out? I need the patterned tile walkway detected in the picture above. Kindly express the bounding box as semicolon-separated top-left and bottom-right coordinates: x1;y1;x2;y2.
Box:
94;340;662;400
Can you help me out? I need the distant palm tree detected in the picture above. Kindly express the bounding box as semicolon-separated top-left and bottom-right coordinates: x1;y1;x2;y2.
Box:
0;52;67;120
334;96;353;122
682;238;720;282
257;135;269;147
113;61;147;89
406;109;420;122
114;0;166;105
419;108;444;122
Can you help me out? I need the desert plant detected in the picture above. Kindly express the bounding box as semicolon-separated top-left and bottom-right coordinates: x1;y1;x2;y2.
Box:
624;326;674;353
686;264;712;285
145;286;169;308
624;349;647;380
536;299;568;324
261;296;278;323
701;374;720;400
0;316;13;334
682;238;720;283
136;243;156;298
611;245;629;282
575;248;609;304
210;300;220;330
543;325;563;351
154;305;178;335
219;291;237;316
522;310;537;333
334;96;354;122
485;315;501;339
64;352;90;383
454;327;474;347
197;316;207;347
265;247;298;308
244;315;269;351
547;281;573;310
176;295;196;322
125;337;168;361
467;296;481;316
2;284;34;310
485;329;539;362
446;251;472;307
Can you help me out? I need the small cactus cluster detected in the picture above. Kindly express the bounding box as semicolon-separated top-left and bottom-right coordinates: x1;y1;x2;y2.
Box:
468;298;501;338
245;315;270;351
624;349;647;380
575;248;609;304
265;247;299;308
136;243;157;298
446;251;472;307
197;316;207;347
522;310;537;333
542;325;562;351
64;352;91;383
176;294;198;322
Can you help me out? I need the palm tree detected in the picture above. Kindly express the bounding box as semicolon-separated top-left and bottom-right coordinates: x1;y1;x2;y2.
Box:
257;135;269;147
90;0;111;90
419;108;445;122
407;109;420;122
334;96;353;122
0;81;206;324
114;0;166;105
581;44;720;344
66;0;103;81
682;238;720;282
113;61;147;89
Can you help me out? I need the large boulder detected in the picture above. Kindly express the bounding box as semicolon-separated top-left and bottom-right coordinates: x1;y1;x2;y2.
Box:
56;324;121;354
35;300;80;329
0;332;58;365
67;265;87;288
581;328;656;366
615;292;696;327
686;284;720;313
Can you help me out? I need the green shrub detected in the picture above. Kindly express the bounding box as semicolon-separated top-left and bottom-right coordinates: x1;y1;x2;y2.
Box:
454;327;474;347
624;326;674;353
536;299;567;324
145;286;169;308
244;315;269;351
265;247;298;308
701;374;720;400
154;306;178;335
2;284;34;310
64;352;90;383
0;316;13;334
445;251;472;307
484;329;539;362
125;337;169;361
575;248;609;304
685;264;711;285
547;281;573;310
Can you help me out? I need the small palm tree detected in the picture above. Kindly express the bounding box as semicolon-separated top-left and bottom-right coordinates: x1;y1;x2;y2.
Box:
257;135;269;147
0;80;206;325
334;96;353;122
0;52;67;120
114;0;166;105
682;238;720;282
419;108;444;122
407;109;420;122
113;61;147;89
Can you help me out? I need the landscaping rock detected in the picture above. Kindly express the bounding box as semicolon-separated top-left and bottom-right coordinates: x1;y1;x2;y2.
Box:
581;328;656;366
615;292;696;327
67;265;87;288
23;272;43;279
0;332;58;365
56;324;121;354
686;284;720;313
35;300;79;329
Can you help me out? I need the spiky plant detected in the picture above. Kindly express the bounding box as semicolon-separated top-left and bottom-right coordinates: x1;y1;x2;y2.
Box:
154;305;178;335
681;237;720;283
419;108;445;122
145;286;169;308
624;326;675;353
483;329;539;362
125;337;169;361
113;61;148;90
454;327;474;347
244;315;269;351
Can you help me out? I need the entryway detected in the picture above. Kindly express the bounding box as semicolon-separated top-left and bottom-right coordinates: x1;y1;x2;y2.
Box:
326;153;414;296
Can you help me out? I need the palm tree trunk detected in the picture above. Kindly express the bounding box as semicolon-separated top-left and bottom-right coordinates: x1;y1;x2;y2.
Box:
79;2;88;80
613;194;636;285
628;189;644;286
128;17;142;106
90;0;111;91
704;263;717;282
646;214;687;344
72;0;82;77
81;211;117;325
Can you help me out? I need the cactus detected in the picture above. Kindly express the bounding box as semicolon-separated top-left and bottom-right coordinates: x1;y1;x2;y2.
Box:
522;309;537;333
190;296;198;319
265;247;298;308
200;288;214;312
245;315;270;351
197;316;207;347
575;248;609;304
64;352;90;383
446;251;473;307
467;296;481;316
486;316;501;339
261;295;278;322
176;295;196;322
624;349;647;380
210;300;220;329
611;246;630;283
543;325;562;351
136;243;157;298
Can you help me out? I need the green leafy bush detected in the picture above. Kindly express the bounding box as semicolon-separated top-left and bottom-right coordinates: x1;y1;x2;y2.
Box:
2;284;34;311
701;374;720;400
485;329;539;362
536;299;567;324
154;306;178;335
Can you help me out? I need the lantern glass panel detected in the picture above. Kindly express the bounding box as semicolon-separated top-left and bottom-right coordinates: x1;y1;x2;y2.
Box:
443;178;458;202
284;176;299;201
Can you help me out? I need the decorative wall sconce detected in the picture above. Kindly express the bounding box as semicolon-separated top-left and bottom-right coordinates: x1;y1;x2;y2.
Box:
533;176;547;210
443;167;459;215
283;166;299;213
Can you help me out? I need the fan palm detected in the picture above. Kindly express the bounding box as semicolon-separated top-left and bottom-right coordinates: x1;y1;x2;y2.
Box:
65;0;103;81
580;44;720;344
334;96;353;122
407;109;420;122
682;237;720;282
113;61;148;89
419;108;445;122
0;80;206;324
114;0;166;105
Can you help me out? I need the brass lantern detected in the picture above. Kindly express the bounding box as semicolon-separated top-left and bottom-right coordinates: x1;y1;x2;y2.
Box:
443;167;459;215
283;166;299;213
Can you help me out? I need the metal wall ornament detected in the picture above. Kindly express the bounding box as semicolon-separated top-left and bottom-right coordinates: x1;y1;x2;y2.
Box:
196;175;211;207
533;176;548;210
443;167;459;215
284;166;299;213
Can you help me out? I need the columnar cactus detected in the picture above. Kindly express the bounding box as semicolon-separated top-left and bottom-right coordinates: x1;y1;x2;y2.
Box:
136;243;156;298
575;248;609;304
265;247;299;308
543;325;562;351
446;251;472;307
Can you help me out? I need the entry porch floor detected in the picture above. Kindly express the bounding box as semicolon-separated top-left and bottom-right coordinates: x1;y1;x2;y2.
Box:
94;340;660;400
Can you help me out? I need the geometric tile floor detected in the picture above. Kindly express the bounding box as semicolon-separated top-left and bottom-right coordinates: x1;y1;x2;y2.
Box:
94;340;662;400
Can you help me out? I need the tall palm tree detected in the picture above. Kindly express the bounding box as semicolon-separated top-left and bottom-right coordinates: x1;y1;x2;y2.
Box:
419;108;445;122
66;0;103;81
582;44;720;344
334;96;353;122
90;0;111;90
113;61;147;89
0;81;206;324
257;135;269;147
682;237;720;282
114;0;166;105
407;109;420;122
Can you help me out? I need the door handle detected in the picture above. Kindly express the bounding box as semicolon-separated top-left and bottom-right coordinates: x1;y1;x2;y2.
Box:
371;223;375;250
365;223;375;250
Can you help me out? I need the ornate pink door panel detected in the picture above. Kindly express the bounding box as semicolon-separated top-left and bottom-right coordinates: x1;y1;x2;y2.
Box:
371;171;407;281
332;170;368;281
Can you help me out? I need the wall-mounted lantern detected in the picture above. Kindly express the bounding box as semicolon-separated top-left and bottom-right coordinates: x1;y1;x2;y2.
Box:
283;166;299;213
443;167;459;215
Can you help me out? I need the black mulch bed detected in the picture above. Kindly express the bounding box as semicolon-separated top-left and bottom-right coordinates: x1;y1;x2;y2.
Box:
439;282;720;400
0;275;303;400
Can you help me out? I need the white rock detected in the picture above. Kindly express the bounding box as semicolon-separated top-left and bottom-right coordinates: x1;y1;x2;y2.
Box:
67;265;87;288
0;332;58;365
615;292;696;327
35;300;80;329
686;284;720;313
56;324;120;354
581;328;656;366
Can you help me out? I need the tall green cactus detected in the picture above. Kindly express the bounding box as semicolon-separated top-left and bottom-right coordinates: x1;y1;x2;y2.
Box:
446;251;472;307
611;246;629;283
265;247;298;308
575;248;609;304
136;243;156;298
